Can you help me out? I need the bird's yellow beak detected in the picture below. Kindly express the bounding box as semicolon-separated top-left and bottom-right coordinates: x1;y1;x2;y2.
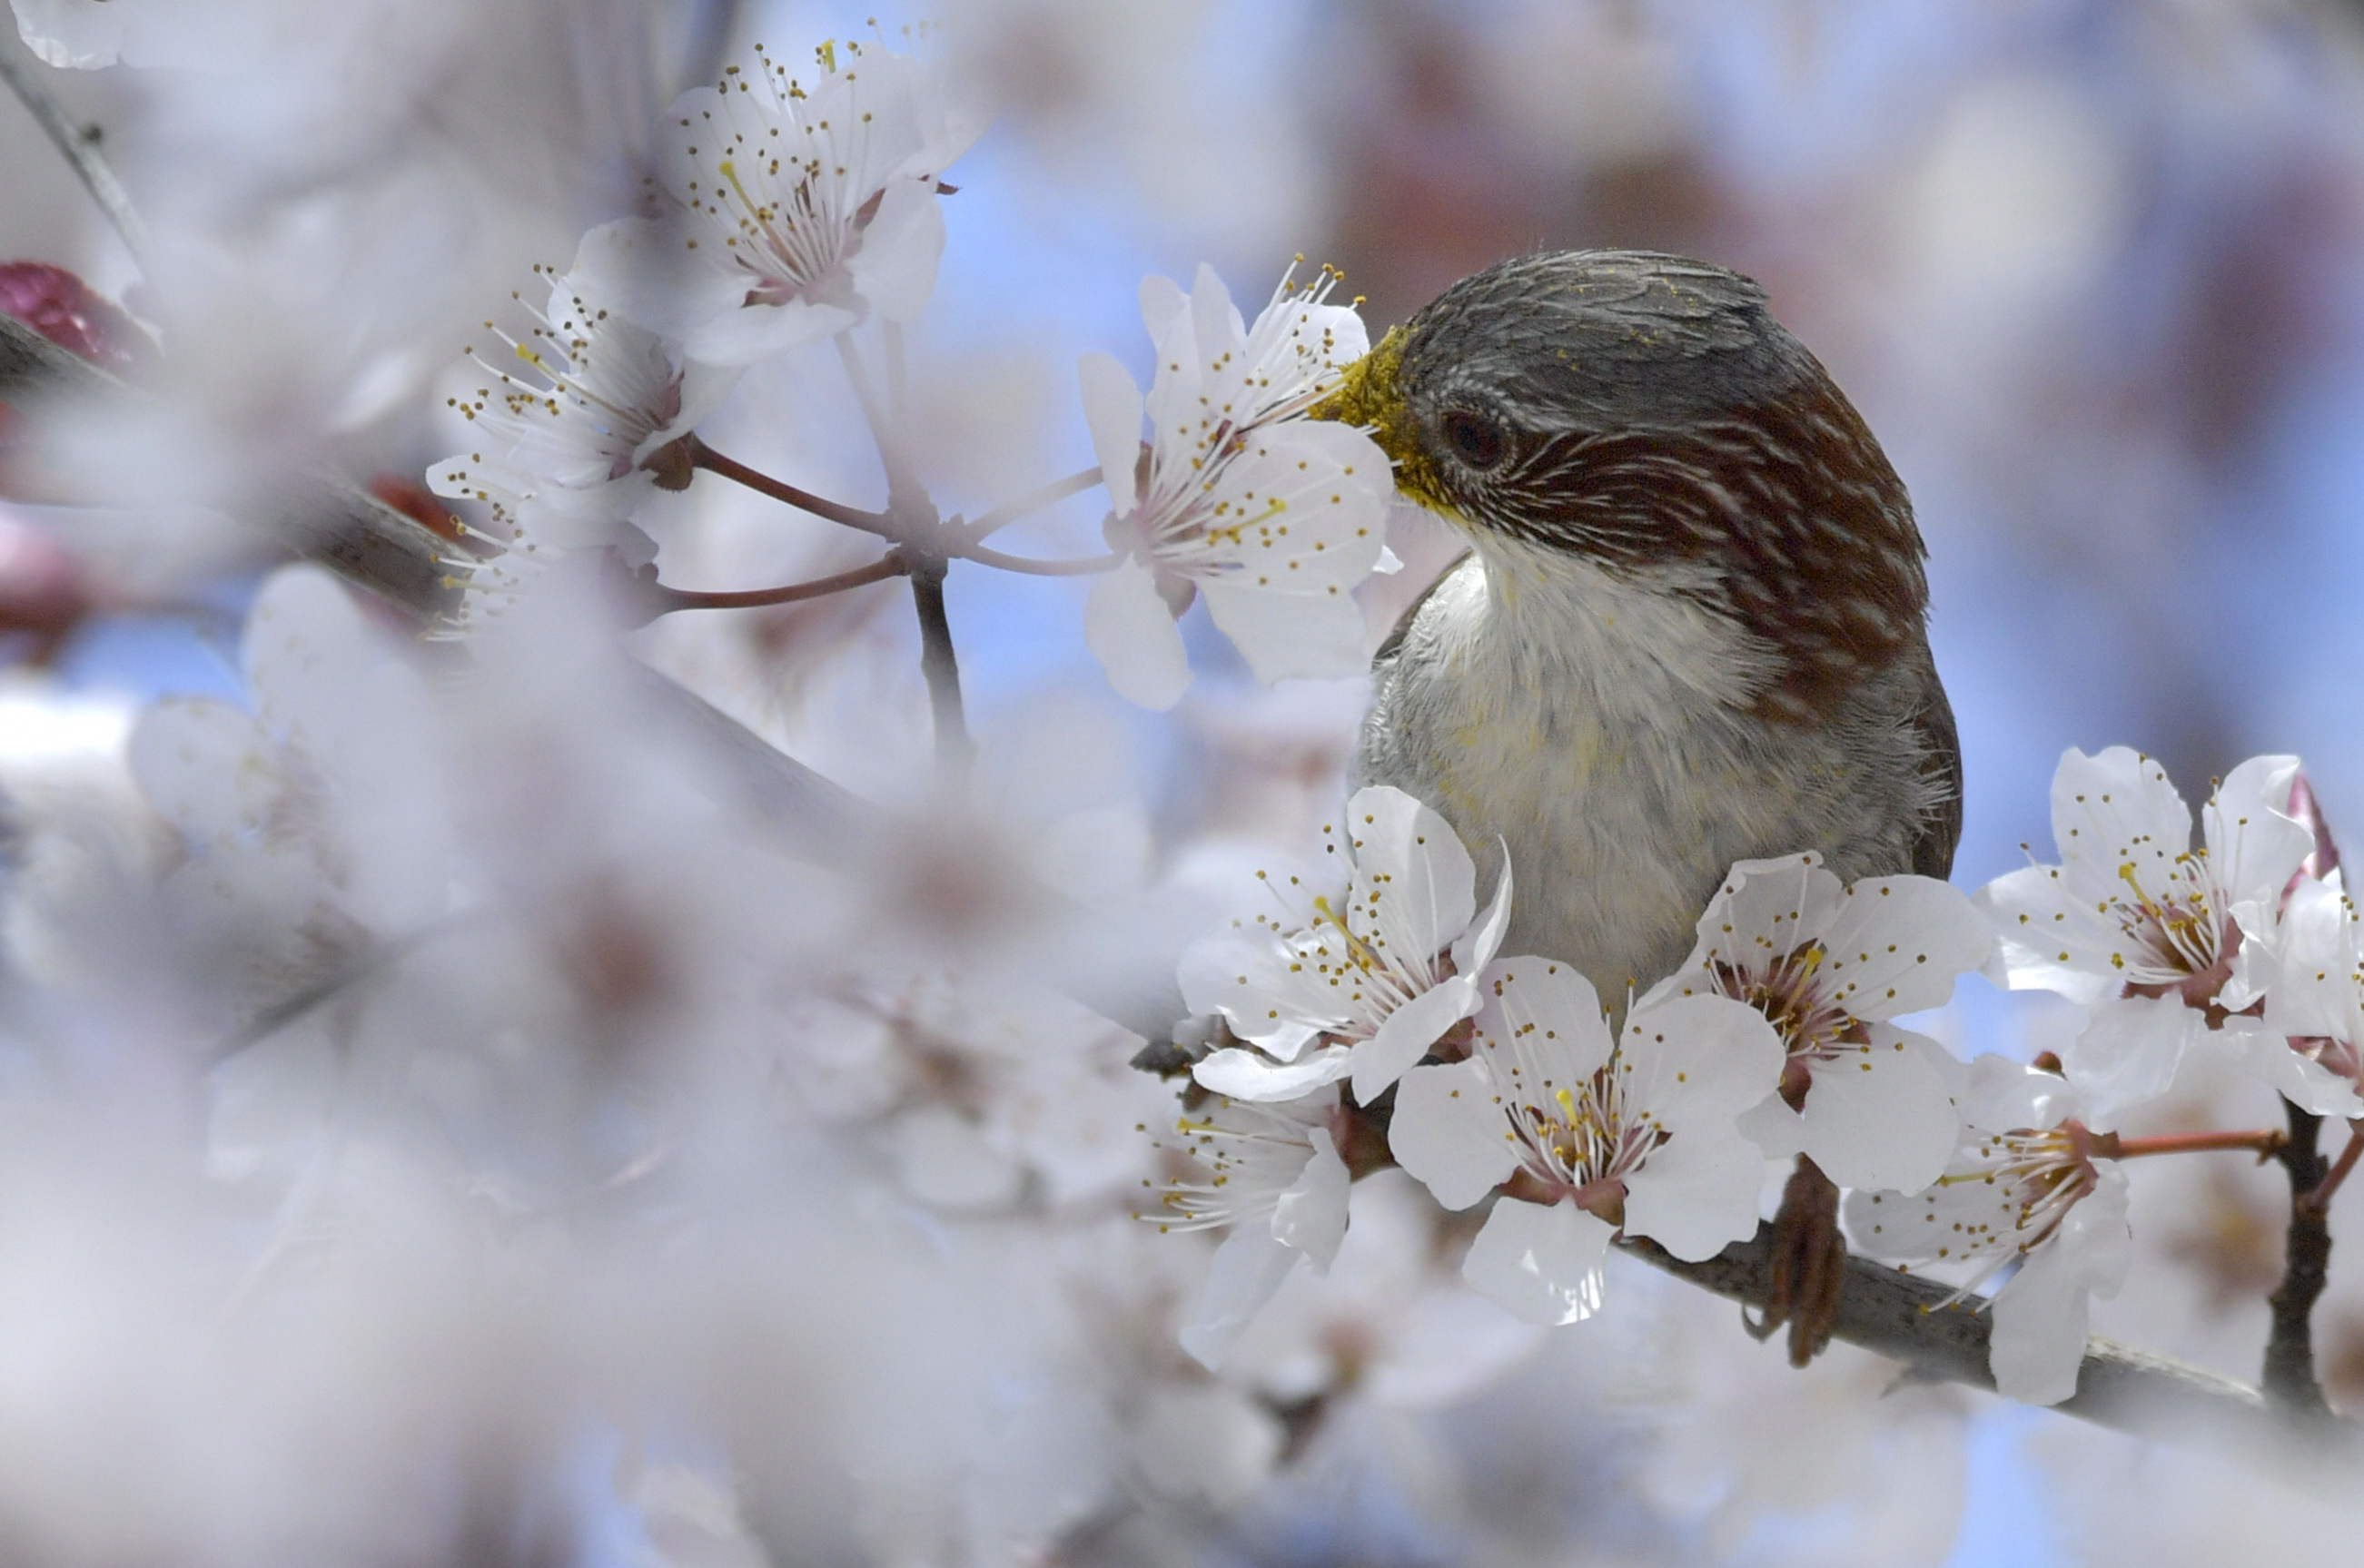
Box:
1307;327;1452;516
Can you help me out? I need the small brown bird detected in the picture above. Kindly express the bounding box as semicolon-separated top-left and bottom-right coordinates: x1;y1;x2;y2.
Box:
1313;249;1962;1362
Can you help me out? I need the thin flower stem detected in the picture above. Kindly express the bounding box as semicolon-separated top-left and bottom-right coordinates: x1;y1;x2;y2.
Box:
2305;1121;2364;1217
0;48;150;269
962;468;1106;543
836;330;927;514
646;553;908;614
956;543;1120;577
689;439;896;539
2104;1129;2289;1160
906;559;972;786
885;320;910;430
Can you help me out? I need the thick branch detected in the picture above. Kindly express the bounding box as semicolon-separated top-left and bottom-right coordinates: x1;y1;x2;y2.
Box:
1;312;462;618
1627;1225;2364;1479
2265;1100;2335;1415
906;555;973;785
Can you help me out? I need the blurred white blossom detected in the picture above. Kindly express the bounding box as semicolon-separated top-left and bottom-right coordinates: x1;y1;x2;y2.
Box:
581;36;979;366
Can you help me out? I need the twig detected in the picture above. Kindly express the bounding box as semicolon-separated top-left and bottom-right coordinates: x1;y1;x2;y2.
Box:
0;312;460;617
956;543;1119;577
906;556;972;786
2311;1122;2364;1213
2103;1129;2289;1159
961;468;1104;543
644;553;907;614
2265;1099;2337;1415
690;438;896;540
1627;1225;2364;1480
0;43;152;268
836;330;926;515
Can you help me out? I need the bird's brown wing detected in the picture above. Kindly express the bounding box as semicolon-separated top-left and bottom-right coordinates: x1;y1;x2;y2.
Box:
1908;653;1963;880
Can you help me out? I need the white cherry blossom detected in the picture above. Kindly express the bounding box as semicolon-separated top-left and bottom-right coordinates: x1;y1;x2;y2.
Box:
1079;263;1393;709
1389;958;1785;1326
1649;852;1990;1195
1976;749;2312;1124
1181;785;1510;1106
126;566;452;1012
2238;873;2364;1119
429;258;738;560
1845;1056;2132;1405
579;38;977;366
1137;1090;1352;1369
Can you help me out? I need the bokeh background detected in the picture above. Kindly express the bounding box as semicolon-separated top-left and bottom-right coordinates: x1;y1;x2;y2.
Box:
8;0;2364;1563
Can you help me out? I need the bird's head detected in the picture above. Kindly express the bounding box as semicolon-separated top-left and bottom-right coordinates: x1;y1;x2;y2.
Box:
1311;249;1931;722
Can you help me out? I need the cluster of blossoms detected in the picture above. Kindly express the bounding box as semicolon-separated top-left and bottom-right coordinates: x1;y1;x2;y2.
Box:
14;5;2364;1555
420;32;1394;705
1154;747;2352;1406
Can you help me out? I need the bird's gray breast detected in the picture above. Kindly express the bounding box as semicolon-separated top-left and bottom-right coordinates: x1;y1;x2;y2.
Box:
1355;543;1941;997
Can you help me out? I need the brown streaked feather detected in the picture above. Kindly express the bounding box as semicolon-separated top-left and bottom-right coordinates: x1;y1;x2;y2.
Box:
1908;654;1963;880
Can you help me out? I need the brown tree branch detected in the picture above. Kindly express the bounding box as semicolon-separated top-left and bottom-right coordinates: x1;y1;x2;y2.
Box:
2265;1099;2336;1415
1627;1224;2364;1482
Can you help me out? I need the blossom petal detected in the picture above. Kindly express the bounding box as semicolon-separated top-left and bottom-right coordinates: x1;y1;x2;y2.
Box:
1974;864;2112;1003
1178;1227;1300;1370
1736;1094;1808;1162
1351;972;1476;1103
846;177;945;323
1619;1123;1767;1262
1390;1059;1519;1210
1270;1125;1350;1271
2216;1019;2364;1119
1084;563;1192;709
1344;785;1477;989
1472;958;1615;1082
1076;352;1145;516
1199;580;1369;685
1689;853;1845;974
1617;991;1787;1128
2203;754;2310;912
2062;992;2200;1126
1795;1026;1962;1195
1139;273;1188;343
681;297;860;368
2049;746;2193;907
1187;263;1248;384
1450;853;1514;979
1987;1164;2128;1405
2259;877;2359;1041
1461;1197;1611;1326
128;699;273;844
1818;875;1993;1021
1192;1043;1352;1101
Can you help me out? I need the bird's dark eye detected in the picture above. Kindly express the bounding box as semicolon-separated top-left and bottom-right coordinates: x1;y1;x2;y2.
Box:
1440;409;1507;469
